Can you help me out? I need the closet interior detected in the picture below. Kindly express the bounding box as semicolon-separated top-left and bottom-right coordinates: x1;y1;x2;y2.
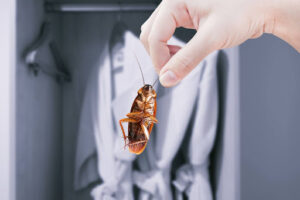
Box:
16;0;240;200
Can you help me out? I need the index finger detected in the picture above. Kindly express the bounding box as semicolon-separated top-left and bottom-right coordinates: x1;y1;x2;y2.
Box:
148;4;177;72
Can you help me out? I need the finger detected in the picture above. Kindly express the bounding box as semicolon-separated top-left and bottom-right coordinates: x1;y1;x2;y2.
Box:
159;21;217;87
148;2;193;73
168;45;182;56
148;3;177;73
140;3;162;53
141;2;162;32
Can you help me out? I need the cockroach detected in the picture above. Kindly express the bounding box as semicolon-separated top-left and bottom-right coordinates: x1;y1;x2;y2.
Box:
119;55;158;155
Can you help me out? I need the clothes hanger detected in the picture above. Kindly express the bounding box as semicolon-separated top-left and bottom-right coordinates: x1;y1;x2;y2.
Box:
23;21;71;83
49;41;71;83
109;2;129;99
109;1;128;53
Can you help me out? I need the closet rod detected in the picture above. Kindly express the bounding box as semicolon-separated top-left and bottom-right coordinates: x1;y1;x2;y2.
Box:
45;3;157;13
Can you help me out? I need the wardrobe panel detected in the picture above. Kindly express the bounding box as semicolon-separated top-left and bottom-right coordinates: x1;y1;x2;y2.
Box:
16;0;63;200
241;35;300;200
0;1;16;200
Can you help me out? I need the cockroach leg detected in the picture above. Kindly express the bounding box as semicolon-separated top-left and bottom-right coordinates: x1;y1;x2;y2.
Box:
141;124;150;140
142;116;158;126
148;116;158;123
126;140;147;146
119;118;139;146
126;112;145;119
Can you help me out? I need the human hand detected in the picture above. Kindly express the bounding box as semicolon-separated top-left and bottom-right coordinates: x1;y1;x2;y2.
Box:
140;0;300;87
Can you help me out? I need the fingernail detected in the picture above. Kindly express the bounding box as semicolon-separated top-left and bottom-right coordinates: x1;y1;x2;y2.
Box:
160;70;178;87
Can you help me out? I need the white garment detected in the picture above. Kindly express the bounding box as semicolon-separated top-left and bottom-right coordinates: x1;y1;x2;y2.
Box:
76;30;219;200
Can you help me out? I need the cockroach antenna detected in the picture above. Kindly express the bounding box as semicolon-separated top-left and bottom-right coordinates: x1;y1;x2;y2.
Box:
152;77;159;87
133;53;145;86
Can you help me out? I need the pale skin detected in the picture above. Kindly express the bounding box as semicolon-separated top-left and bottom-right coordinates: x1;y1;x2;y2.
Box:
140;0;300;87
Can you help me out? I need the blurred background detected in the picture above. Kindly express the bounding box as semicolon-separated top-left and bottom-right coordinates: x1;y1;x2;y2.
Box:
240;36;300;199
0;0;300;200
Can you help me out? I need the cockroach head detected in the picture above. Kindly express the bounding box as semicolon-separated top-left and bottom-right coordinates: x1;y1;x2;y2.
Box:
143;84;152;92
138;84;156;96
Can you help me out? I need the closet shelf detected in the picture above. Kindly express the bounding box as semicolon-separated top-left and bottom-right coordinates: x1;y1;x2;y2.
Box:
45;2;157;13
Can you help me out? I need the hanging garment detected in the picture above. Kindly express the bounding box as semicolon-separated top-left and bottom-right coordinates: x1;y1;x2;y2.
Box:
75;30;219;200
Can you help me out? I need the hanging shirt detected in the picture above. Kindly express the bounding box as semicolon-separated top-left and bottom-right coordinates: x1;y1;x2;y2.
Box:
75;30;219;200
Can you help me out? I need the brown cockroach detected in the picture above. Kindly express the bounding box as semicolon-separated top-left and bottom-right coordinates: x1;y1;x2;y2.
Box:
119;55;158;155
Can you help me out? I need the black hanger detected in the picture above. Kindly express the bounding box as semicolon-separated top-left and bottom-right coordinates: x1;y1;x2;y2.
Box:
108;1;128;52
109;21;128;50
49;42;71;83
23;21;71;83
109;2;129;99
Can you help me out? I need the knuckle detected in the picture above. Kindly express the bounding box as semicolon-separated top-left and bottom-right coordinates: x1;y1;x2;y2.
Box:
140;22;146;31
174;1;186;11
148;33;157;45
263;16;276;34
251;31;263;39
139;30;148;45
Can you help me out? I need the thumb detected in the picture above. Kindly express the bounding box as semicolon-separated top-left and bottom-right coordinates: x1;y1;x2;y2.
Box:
159;21;217;87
